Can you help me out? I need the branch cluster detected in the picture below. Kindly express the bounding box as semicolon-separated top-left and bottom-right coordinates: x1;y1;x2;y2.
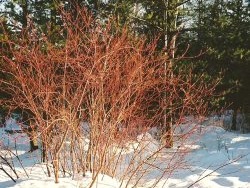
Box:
0;7;218;185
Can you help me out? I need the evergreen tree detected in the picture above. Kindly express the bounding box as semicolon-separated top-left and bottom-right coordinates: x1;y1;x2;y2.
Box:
185;0;250;129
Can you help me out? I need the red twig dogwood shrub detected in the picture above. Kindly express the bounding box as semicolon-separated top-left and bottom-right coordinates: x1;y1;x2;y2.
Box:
0;7;218;186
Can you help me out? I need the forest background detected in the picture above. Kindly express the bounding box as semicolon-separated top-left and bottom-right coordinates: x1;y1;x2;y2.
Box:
1;0;249;129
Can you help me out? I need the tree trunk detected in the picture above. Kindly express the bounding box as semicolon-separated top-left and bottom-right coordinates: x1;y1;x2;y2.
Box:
27;126;38;152
231;107;238;131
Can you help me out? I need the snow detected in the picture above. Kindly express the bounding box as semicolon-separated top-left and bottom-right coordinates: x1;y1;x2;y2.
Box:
1;117;250;188
5;118;22;131
4;170;120;188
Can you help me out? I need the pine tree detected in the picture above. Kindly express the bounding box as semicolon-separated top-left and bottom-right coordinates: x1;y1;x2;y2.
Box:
186;0;250;130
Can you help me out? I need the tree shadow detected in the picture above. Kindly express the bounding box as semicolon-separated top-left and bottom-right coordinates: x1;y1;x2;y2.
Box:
0;179;17;188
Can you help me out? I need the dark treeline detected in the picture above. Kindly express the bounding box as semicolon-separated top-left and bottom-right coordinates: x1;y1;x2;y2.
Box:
1;0;250;129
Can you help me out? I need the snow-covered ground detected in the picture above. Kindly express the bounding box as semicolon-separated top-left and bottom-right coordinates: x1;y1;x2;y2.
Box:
0;117;250;188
